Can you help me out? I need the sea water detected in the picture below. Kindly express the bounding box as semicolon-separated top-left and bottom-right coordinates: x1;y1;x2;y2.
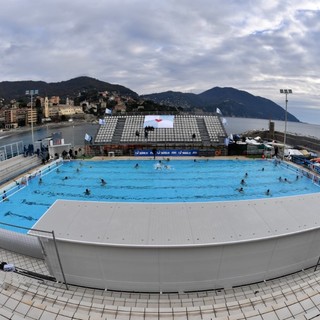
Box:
1;117;320;147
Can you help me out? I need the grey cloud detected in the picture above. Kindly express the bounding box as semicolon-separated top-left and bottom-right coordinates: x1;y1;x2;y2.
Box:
0;0;320;123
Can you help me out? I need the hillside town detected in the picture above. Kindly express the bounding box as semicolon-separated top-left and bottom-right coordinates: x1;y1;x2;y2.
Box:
0;90;145;130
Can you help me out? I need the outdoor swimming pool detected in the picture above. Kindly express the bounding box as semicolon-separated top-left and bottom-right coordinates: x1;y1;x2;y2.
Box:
1;159;319;232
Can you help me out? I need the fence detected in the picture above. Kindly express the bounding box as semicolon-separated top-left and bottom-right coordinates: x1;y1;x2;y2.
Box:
0;141;24;161
0;222;68;290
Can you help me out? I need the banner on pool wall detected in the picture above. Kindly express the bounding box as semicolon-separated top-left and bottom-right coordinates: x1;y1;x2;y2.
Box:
134;149;199;157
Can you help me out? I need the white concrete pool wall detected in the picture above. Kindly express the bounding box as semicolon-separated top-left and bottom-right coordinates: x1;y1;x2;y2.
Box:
38;227;320;292
0;228;43;259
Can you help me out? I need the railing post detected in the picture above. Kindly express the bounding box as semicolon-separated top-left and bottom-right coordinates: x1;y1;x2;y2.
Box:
52;230;69;290
314;256;320;272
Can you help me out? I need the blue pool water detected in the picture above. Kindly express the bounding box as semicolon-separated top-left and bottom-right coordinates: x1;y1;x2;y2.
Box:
1;159;319;233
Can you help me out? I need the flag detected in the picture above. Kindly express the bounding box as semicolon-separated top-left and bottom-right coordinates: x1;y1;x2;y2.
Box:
216;108;222;115
105;108;112;114
99;119;106;125
84;133;92;142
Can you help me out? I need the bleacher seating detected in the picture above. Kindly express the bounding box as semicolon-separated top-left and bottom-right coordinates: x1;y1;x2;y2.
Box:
93;115;227;145
94;117;118;143
120;115;145;142
204;115;226;143
0;155;42;185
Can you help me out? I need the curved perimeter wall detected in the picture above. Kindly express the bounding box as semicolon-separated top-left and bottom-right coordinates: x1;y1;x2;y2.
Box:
39;228;320;292
0;228;43;259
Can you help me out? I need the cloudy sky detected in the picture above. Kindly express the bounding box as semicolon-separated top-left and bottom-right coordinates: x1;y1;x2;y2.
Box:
1;0;320;124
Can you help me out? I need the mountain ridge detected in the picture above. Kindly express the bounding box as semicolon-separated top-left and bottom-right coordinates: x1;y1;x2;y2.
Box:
0;76;138;101
142;87;299;122
0;76;299;122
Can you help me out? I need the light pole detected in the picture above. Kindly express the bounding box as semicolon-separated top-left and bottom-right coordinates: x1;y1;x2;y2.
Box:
25;89;39;145
279;89;292;160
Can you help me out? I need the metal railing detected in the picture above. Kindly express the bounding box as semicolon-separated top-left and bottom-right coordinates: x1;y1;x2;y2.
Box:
0;222;69;290
0;141;24;161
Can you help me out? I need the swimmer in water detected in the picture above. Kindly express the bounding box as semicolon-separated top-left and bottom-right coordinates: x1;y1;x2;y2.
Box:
84;188;91;195
100;178;107;186
2;191;8;201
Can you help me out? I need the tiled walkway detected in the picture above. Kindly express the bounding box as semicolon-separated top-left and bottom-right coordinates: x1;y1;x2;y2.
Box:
1;248;320;319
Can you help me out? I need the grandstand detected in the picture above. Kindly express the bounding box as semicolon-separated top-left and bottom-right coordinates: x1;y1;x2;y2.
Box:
89;114;227;156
